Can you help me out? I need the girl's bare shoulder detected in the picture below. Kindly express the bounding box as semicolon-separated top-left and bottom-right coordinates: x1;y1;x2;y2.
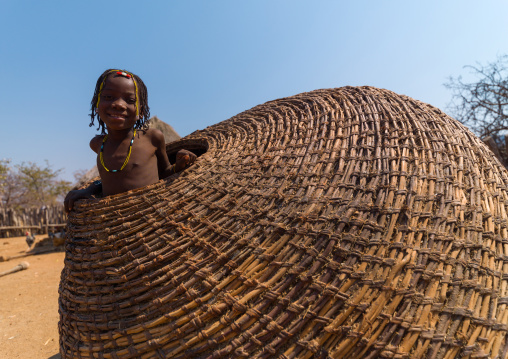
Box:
139;128;165;145
90;135;104;153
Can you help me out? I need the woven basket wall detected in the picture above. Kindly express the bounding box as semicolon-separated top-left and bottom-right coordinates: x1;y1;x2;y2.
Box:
59;86;508;359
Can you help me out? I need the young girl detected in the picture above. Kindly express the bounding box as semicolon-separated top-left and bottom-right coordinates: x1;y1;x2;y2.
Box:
64;69;195;212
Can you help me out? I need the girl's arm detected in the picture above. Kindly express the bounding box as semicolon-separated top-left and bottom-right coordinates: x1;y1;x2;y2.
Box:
64;137;104;213
151;129;173;179
152;130;196;178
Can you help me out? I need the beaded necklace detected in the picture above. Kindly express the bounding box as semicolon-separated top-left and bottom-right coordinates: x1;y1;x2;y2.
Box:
100;130;136;173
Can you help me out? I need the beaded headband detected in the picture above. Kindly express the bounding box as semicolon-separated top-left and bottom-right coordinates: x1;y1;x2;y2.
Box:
95;70;140;117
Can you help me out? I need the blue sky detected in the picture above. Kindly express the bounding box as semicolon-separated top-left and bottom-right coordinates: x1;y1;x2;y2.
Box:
1;1;507;182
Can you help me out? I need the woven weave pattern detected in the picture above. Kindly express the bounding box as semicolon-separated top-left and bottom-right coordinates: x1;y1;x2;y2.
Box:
59;86;508;358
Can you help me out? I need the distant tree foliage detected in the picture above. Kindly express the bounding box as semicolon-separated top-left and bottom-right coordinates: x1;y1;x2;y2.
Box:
446;55;508;165
0;160;72;209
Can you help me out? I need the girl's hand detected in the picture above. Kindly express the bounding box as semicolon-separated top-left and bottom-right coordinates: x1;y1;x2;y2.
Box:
64;185;101;213
174;149;197;172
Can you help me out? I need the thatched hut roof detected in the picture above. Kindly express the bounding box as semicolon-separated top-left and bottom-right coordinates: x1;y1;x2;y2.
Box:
149;115;181;144
60;87;508;358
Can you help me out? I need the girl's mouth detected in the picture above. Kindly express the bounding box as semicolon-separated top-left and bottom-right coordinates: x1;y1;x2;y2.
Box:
108;114;126;120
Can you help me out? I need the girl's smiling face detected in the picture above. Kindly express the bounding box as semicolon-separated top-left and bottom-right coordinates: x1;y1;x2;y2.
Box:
97;74;139;132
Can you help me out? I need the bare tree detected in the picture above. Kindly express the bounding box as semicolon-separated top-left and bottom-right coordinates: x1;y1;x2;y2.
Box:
0;160;72;209
2;172;27;208
446;55;508;164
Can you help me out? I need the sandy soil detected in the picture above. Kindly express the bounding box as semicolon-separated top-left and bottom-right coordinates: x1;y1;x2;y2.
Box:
0;235;64;359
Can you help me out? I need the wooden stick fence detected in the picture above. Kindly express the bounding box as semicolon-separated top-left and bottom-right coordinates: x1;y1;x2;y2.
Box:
0;205;66;238
0;224;66;231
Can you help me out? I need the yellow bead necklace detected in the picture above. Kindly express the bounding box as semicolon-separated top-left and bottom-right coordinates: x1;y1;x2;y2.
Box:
99;130;136;173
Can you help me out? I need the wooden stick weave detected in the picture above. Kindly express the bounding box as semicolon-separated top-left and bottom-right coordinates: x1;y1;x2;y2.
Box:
59;86;508;358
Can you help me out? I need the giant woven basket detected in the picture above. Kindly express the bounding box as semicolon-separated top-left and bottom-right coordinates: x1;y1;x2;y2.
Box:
59;86;508;359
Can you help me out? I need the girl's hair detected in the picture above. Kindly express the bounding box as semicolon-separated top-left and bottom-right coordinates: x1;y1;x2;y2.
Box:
89;69;150;134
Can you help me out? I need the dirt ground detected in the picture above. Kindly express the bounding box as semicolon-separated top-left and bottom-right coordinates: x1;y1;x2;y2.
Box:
0;235;64;359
